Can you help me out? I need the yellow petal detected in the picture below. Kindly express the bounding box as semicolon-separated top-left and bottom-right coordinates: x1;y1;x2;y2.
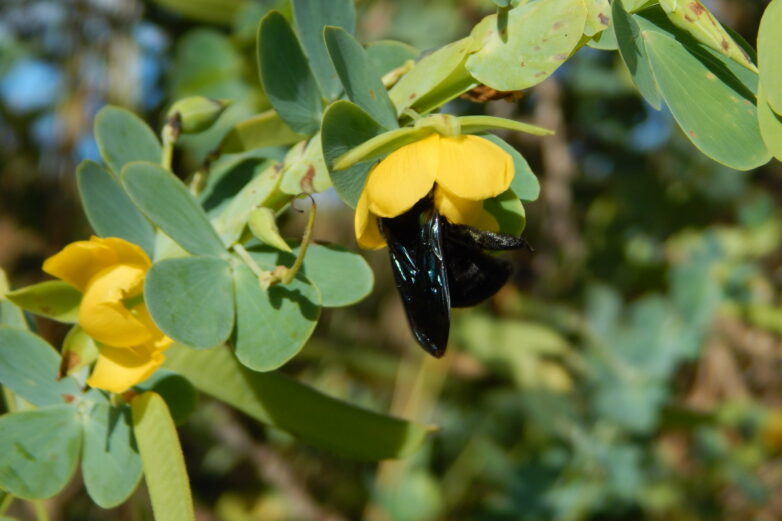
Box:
43;236;151;291
355;189;387;249
365;133;440;218
434;186;499;232
87;343;164;393
134;303;174;351
435;135;514;201
79;264;154;347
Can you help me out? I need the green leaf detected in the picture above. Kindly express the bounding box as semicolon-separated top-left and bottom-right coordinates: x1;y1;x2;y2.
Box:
279;134;332;195
325;26;398;130
6;281;81;323
613;0;663;109
465;0;587;91
0;270;26;330
122;161;226;257
0;405;82;499
480;134;539;202
458;115;553;137
135;370;198;425
584;0;611;37
0;327;80;407
250;242;374;307
169;29;247;99
94;106;161;175
219;110;305;153
76;160;156;256
292;0;356;100
366;40;419;77
211;164;289;246
82;396;143;508
644;31;770;170
132;392;195;521
232;264;320;371
759;0;782;115
145;256;235;349
389;37;478;116
164;344;430;460
258;11;322;135
321;100;385;208
149;0;244;25
484;190;526;236
758;85;782;161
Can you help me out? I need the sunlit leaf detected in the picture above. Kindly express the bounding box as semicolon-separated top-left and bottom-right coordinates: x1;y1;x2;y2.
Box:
164;344;430;460
6;281;81;323
0;405;82;499
145;256;235;349
132;392;195;521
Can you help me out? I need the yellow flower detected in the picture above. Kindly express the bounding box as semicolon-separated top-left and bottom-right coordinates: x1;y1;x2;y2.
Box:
43;237;172;393
354;133;514;249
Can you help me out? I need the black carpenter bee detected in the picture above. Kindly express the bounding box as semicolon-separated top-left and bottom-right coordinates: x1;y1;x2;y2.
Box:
379;197;530;357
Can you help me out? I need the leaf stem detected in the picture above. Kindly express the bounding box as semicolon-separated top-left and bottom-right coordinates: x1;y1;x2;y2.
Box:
281;196;317;285
232;244;267;280
32;500;50;521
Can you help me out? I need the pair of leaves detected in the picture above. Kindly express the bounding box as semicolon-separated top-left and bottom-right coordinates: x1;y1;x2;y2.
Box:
613;3;770;170
0;328;141;507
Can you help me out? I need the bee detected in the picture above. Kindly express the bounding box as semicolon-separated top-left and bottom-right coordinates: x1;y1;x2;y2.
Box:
379;198;530;357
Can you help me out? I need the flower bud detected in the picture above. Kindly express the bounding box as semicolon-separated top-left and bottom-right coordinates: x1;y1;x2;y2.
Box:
167;96;231;134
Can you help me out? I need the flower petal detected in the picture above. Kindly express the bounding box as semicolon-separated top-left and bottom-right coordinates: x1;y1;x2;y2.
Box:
366;133;439;218
355;189;387;249
79;264;153;347
435;135;513;201
86;343;164;393
434;186;499;232
134;303;174;351
43;236;151;291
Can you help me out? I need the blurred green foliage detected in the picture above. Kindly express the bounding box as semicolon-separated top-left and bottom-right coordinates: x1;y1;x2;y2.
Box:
1;0;782;520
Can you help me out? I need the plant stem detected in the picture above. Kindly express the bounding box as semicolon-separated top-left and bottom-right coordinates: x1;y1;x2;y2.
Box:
281;196;317;284
232;244;266;280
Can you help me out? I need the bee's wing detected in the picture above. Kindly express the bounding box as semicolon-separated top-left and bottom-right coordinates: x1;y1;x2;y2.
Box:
444;242;513;308
443;221;526;308
381;210;450;358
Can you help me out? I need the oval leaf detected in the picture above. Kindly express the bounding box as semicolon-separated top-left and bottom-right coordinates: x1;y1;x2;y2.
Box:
219;110;305;153
164;344;429;460
324;26;398;130
366;40;419;77
145;256;235;349
293;0;356;100
759;0;782;114
250;242;374;307
644;30;771;170
233;264;320;371
82;397;143;508
0;327;81;407
132;392;195;521
122;162;226;257
0;405;82;499
77;160;156;256
465;0;587;91
321;100;385;208
258;11;322;135
612;0;663;109
94;106;161;175
6;281;81;323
